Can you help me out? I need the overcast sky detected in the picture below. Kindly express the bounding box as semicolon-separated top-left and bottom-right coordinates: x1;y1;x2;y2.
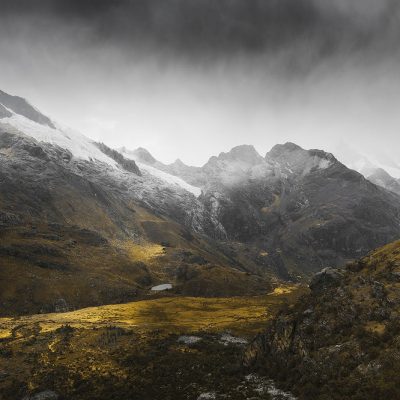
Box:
0;0;399;165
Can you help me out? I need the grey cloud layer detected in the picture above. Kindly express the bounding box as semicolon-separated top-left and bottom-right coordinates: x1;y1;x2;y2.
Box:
2;0;399;62
0;0;399;165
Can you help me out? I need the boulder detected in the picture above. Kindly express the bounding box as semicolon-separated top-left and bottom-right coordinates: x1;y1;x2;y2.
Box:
309;267;343;292
23;390;59;400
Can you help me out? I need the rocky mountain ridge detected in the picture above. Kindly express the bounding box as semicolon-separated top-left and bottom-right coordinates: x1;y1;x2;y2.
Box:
124;142;400;278
0;91;274;315
1;88;400;314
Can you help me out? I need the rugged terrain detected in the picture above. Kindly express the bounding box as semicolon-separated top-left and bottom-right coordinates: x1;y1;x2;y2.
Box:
0;92;274;315
0;286;305;400
122;143;400;279
245;240;400;399
1;88;400;316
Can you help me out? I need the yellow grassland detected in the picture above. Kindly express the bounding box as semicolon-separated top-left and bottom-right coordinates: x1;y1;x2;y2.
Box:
0;285;307;340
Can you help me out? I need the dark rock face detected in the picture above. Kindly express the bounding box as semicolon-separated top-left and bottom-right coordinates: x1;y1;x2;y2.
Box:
95;142;142;175
200;145;400;277
245;240;400;399
124;142;400;279
0;90;55;128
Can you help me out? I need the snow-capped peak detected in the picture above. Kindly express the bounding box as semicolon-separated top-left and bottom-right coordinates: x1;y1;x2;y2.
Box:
121;150;202;197
0;106;118;167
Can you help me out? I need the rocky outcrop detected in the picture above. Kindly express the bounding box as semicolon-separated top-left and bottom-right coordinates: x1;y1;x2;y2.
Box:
246;240;400;399
95;142;142;175
309;267;343;292
54;298;69;313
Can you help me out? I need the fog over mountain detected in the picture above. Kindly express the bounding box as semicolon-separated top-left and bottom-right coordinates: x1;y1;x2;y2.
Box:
1;0;399;165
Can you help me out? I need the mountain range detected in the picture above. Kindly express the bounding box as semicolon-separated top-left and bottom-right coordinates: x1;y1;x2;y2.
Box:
121;141;400;279
1;89;400;316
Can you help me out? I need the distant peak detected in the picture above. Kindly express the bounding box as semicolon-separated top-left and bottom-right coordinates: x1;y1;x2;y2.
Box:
308;149;337;162
229;144;259;154
132;147;157;164
267;142;303;158
172;158;186;167
217;144;263;165
368;167;391;179
266;143;339;175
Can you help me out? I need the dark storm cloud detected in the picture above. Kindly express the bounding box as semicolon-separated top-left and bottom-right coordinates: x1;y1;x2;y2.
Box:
1;0;399;166
1;0;399;63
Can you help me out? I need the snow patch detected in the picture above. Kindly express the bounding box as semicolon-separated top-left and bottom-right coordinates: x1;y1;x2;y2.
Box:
177;336;202;345
317;158;332;170
136;161;202;197
0;111;117;167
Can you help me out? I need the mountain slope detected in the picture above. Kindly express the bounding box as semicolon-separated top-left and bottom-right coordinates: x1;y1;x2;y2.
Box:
1;88;400;315
201;143;400;278
0;89;55;128
120;143;400;279
366;167;400;196
120;146;206;190
0;90;272;315
245;240;400;399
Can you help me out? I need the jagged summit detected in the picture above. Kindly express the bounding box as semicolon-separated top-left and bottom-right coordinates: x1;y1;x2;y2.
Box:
0;89;122;167
171;158;187;167
266;142;337;175
212;144;264;166
132;147;158;165
1;88;400;286
119;147;157;164
267;142;336;165
267;142;302;158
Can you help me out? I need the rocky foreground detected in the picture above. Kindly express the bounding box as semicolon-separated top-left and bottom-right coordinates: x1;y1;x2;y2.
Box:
0;287;305;400
245;240;400;399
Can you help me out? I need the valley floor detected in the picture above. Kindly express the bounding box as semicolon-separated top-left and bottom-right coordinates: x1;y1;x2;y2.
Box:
0;286;305;400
